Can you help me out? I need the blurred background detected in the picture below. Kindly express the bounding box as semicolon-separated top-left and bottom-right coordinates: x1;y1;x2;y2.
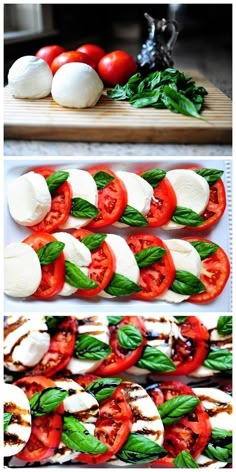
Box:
4;3;232;96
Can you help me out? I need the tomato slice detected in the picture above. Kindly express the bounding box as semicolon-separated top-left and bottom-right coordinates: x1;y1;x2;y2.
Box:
30;168;72;233
72;228;115;297
96;316;146;376
15;376;63;462
78;385;132;464
27;317;77;377
23;232;64;299
126;233;175;300
75;374;101;389
148;381;211;467
87;167;127;228
184;237;230;303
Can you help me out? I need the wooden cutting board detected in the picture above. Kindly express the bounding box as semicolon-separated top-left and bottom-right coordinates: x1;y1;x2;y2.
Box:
4;70;232;143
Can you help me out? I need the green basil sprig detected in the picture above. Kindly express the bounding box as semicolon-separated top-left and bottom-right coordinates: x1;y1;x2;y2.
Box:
4;412;13;432
173;451;199;468
46;170;69;193
71;198;99;218
119;205;148;226
93;171;115;189
62;416;108;454
36;241;65;265
65;261;98;290
174;316;187;323
86;377;122;402
116;433;167;464
171;270;205;295
137;346;176;372
217;316;232;335
190;241;218;260
29;387;68;416
203;348;232;371
75;334;111;361
140;169;166;187
107;316;123;325
171;206;204;226
81;233;106;251
117;325;143;350
135;246;166;268
45;315;65;332
195;168;224;186
158;395;200;425
105;273;142;297
204;427;232;463
162;85;204;120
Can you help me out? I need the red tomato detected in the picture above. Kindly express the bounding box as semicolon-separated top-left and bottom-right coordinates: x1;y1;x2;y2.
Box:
184;237;230;303
15;376;63;462
144;176;177;227
126;233;175;300
23;232;64;299
51;50;95;74
35;45;65;66
148;381;211;466
78;385;132;464
87;166;127;228
75;374;101;389
27;317;77;377
30;168;72;233
72;228;115;297
77;44;105;67
96;316;146;376
98;50;137;85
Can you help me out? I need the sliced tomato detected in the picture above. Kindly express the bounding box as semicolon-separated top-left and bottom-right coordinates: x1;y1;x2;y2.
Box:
23;232;64;299
184;237;230;303
148;381;211;467
87;166;127;228
72;228;115;297
78;385;132;464
30;168;71;233
126;233;175;300
75;374;101;389
96;316;146;376
27;317;77;377
15;376;63;462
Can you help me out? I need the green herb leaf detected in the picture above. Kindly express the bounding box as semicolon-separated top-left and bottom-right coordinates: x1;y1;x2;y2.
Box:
173;451;199;468
117;325;143;350
119;205;148;226
171;270;205;295
203;349;232;371
107;85;128;100
71;198;99;219
105;273;142;297
4;412;12;432
45;316;65;331
162;86;204;119
29;387;68;416
62;416;108;454
204;443;232;463
74;334;111;360
107;316;123;325
140;168;166;187
217;316;232;335
36;241;65;265
86;378;122;402
93;171;115;189
46;170;69;193
158;395;200;425
171;206;204;227
135;246;166;268
116;433;167;464
65;260;98;290
174;316;187;323
137;346;176;372
195;168;224;186
190;241;219;260
81;233;106;251
211;427;232;440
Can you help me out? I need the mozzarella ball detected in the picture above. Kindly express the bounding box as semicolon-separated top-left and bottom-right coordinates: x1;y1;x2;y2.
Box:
51;62;104;108
8;55;53;99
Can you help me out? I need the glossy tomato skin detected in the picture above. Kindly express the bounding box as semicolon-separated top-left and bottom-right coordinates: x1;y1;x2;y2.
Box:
51;50;96;74
98;50;137;85
35;45;65;66
184;237;230;303
15;376;64;462
23;232;64;299
72;228;115;297
145;176;177;227
77;44;105;67
75;374;101;389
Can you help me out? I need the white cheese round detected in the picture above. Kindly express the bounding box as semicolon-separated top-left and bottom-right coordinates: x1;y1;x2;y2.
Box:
8;55;53;99
193;387;233;430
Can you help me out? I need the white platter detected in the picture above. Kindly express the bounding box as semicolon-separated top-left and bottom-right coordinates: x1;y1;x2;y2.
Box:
4;158;232;313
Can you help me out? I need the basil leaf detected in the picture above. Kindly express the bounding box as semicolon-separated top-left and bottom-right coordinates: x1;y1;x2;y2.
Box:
62;416;108;453
75;334;111;360
116;433;167;464
86;377;122;402
217;316;232;335
205;444;232;463
137;346;176;372
140;169;166;187
173;451;199;468
65;260;98;290
135;246;166;268
171;270;205;295
211;427;232;440
174;316;187;323
107;316;123;325
36;241;65;265
4;412;12;432
158;395;200;425
93;171;115;189
117;325;143;350
45;315;65;332
71;197;99;218
107;84;128;100
29;387;68;416
81;233;106;251
171;206;204;226
162;86;203;120
105;273;142;297
203;349;232;371
195;168;224;186
46;170;69;193
119;205;148;226
190;241;219;260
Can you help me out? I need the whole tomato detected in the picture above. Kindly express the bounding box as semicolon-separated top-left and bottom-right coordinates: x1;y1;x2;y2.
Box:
35;45;65;66
98;50;137;86
77;44;106;67
51;50;96;74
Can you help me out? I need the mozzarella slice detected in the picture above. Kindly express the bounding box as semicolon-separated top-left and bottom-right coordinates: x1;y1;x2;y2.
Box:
4;242;42;298
99;234;140;298
196;454;227;468
59;169;98;229
158;239;201;303
66;315;110;374
162;169;209;230
113;171;153;228
4;383;32;457
4;315;50;371
7;171;52;226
